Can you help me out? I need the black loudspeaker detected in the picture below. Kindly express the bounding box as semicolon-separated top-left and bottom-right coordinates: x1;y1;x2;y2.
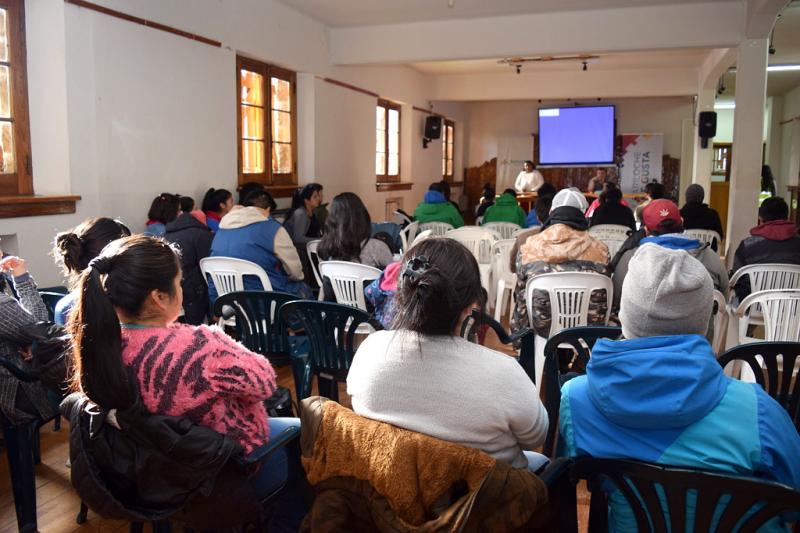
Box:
699;111;717;138
424;116;442;139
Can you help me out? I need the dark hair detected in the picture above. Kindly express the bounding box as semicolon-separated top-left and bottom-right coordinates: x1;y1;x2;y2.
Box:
759;196;789;222
238;181;265;204
428;181;444;194
318;193;372;262
147;193;180;225
54;218;131;280
482;183;495;201
761;165;776;196
439;180;452;200
179;196;195;213
599;182;622;205
242;189;277;210
286;183;323;220
503;188;517;197
650;219;684;236
525;160;534;168
68;235;181;409
534;196;553;225
537;183;557;198
201;188;232;214
644;181;666;200
392;238;483;335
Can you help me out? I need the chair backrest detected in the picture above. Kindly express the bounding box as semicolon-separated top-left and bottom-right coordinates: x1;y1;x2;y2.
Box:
446;226;501;264
711;289;728;355
540;326;622;458
199;257;273;297
319;261;382;311
526;272;613;337
413;229;433;243
491;239;516;285
729;263;800;298
38;291;65;322
570;457;800;533
718;341;800;430
399;221;420;252
588;224;630;258
418;221;454;236
482;222;522;240
277;300;370;400
212;291;298;366
684;229;722;251
306;240;323;287
735;289;800;342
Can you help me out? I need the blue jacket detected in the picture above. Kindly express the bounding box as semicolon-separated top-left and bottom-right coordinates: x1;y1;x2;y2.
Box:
560;334;800;532
525;209;540;228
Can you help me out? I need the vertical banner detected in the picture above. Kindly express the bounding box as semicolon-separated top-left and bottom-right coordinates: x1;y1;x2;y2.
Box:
497;136;534;191
619;133;663;194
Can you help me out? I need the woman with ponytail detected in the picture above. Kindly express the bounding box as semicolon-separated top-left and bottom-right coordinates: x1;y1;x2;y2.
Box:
347;238;549;471
53;217;131;325
68;235;304;528
201;188;234;233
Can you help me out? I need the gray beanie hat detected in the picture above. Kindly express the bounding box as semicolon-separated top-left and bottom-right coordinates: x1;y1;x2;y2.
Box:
685;184;705;204
619;243;713;339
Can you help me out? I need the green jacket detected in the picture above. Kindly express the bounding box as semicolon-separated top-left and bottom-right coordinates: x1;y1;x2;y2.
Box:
481;193;526;227
413;196;464;228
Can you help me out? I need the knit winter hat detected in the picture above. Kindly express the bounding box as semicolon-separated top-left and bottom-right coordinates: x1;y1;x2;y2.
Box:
620;243;713;339
550;187;588;213
685;184;705;204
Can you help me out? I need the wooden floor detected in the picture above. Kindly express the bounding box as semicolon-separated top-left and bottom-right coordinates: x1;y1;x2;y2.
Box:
0;328;589;532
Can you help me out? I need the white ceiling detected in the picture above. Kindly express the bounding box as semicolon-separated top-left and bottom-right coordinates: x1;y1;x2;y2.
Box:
277;0;739;28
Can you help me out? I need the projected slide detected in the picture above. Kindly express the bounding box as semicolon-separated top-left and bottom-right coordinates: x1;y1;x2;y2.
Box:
538;106;615;165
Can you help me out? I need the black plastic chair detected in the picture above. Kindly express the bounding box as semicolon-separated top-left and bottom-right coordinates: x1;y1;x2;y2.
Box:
569;457;800;533
717;341;800;432
541;326;622;458
459;309;537;383
278;300;370;401
37;291;65;323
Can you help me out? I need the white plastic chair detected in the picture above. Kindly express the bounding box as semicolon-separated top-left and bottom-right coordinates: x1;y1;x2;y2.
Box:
491;239;517;323
482;222;522;240
399;221;419;252
318;261;382;311
588;224;630;259
734;289;800;344
712;289;728;356
446;226;501;289
200;257;273;295
306;240;325;300
525;272;613;386
418;221;454;237
413;229;434;243
684;229;722;252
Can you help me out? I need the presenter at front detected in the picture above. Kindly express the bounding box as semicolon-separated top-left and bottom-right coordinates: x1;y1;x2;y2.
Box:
514;160;544;193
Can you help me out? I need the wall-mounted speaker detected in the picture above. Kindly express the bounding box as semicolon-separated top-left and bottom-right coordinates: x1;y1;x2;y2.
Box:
699;111;717;148
424;116;442;140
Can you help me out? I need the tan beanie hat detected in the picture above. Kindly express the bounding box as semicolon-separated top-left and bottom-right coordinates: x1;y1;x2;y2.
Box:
619;243;713;339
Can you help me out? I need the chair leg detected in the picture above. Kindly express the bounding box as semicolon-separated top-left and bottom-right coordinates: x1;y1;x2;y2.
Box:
32;425;41;465
3;423;38;533
494;280;505;322
53;414;61;432
76;502;89;524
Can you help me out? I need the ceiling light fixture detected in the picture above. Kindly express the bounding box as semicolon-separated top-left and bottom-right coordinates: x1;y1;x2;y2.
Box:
498;54;600;73
714;102;736;110
767;64;800;72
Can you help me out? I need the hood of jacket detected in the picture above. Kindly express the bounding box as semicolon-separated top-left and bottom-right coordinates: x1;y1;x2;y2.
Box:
165;212;208;233
218;205;268;230
750;220;798;241
586;335;728;429
423;190;447;204
494;192;519;208
640;234;705;258
519;223;608;265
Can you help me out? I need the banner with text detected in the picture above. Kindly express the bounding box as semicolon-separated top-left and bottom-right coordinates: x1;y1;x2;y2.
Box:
619;133;663;194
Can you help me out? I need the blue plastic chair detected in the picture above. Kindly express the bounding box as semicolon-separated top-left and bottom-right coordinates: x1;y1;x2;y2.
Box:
277;300;371;401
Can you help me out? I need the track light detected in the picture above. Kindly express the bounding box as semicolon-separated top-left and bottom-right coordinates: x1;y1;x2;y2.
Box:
582;61;588;72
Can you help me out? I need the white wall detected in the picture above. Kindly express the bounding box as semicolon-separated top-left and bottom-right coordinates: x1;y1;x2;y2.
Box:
780;84;800;196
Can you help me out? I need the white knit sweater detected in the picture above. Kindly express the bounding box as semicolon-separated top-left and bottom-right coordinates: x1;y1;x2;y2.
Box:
346;330;548;468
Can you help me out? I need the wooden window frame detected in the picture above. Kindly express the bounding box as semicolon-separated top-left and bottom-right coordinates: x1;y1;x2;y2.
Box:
236;56;297;191
376;98;401;184
0;0;32;196
442;119;454;182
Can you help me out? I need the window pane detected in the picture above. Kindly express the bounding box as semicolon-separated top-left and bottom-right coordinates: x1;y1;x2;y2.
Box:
242;139;264;174
0;66;10;119
446;160;453;176
442;137;446;157
447;143;453;159
388;154;399;175
376;130;385;153
442;160;446;175
271;77;291;112
447;125;453;140
388;131;399;154
376;152;386;175
272;142;292;173
240;70;264;106
241;105;263;140
388;109;399;134
376;106;385;130
272;110;291;143
0;121;14;173
0;9;8;63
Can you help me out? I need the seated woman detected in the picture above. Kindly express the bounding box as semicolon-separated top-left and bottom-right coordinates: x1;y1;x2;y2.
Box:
201;188;234;234
67;235;304;529
481;189;526;227
589;182;636;231
347;238;548;471
283;184;324;284
53;217;131;325
144;193;180;237
0;255;58;427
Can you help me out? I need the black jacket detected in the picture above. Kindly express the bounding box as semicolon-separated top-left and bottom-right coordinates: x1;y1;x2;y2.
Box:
164;214;212;324
680;202;725;239
732;220;800;301
589;203;636;231
61;392;261;528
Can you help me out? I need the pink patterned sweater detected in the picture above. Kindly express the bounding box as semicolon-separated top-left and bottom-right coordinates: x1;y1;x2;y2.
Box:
120;323;277;454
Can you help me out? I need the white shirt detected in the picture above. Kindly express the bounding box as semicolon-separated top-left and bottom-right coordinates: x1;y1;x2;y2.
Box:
515;170;545;193
346;330;548;468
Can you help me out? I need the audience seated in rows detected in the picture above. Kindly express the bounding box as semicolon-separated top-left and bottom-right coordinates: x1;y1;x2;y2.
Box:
633;180;666;225
524;182;556;228
348;238;549;471
475;183;495;219
481;188;526;227
560;244;800;532
511;188;609;338
210;188;311;298
364;261;402;329
732;196;800;301
66;235;305;530
178;196;207;226
439;179;463;216
53;217;131;325
680;183;724;241
164;208;212;325
144;193;180;237
413;181;464;228
588;182;636;232
283;183;324;284
585;181;629;219
585;168;609;194
201;188;233;234
612;199;728;312
512;193;555;273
